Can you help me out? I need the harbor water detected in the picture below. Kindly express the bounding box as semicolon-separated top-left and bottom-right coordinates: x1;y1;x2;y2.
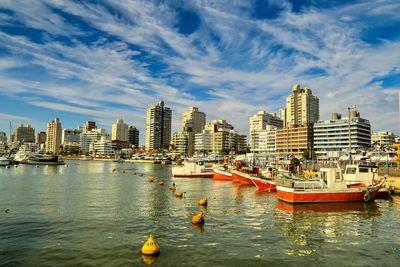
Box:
1;161;400;266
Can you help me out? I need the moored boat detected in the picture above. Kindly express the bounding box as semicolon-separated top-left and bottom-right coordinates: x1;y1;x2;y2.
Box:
276;167;385;203
172;161;213;178
249;176;276;192
230;170;254;185
213;168;232;180
0;156;10;166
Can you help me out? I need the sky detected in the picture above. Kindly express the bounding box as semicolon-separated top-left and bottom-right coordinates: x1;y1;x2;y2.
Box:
0;0;399;145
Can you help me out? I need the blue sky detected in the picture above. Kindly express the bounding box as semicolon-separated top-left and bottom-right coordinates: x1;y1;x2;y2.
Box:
0;0;399;145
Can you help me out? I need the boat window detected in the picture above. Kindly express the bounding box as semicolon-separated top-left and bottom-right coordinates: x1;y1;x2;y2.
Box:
320;172;327;183
359;168;369;173
346;167;356;174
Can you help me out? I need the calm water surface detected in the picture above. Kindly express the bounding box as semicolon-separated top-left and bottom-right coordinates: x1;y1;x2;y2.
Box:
1;161;400;266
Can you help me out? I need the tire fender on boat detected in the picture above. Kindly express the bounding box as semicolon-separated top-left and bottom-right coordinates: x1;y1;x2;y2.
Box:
363;192;371;202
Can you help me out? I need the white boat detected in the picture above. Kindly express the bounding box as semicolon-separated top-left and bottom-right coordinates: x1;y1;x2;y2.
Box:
172;161;214;178
0;156;10;166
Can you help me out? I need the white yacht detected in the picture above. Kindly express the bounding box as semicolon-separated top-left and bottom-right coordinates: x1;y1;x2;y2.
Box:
0;156;10;166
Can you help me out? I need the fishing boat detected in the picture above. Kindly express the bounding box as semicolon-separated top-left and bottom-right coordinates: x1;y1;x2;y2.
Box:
172;161;214;178
231;169;255;185
276;167;385;203
213;167;232;180
249;176;276;191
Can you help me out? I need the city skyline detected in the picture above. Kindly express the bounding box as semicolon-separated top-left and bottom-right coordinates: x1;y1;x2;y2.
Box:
0;1;399;145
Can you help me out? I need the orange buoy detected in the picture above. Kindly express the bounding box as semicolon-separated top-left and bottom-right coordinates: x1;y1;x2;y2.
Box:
169;185;177;191
141;234;160;255
198;198;207;206
191;211;205;224
158;181;164;186
175;192;185;198
148;177;155;182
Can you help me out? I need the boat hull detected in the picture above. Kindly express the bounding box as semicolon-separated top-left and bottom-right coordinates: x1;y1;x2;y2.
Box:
250;177;276;192
231;170;254;185
276;185;381;203
213;169;232;180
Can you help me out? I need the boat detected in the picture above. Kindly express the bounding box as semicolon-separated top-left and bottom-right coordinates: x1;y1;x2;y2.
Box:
231;169;255;185
172;161;214;178
0;156;10;166
23;153;65;165
213;167;232;180
276;167;385;203
249;176;276;192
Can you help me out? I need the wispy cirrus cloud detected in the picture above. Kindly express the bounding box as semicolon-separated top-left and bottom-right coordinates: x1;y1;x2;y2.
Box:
0;0;399;140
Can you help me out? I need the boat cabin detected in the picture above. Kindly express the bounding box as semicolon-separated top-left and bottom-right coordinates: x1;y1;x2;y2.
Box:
319;168;346;189
343;164;378;185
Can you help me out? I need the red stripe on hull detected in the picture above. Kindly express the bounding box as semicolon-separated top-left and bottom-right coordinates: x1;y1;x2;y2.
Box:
250;177;276;192
213;170;232;180
231;171;240;183
277;187;380;203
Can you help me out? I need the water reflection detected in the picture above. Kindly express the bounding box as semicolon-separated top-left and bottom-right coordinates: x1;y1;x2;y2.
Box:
276;201;379;213
141;254;159;265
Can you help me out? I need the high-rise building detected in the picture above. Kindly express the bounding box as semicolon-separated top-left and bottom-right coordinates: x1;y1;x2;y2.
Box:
93;136;114;157
313;111;371;158
80;128;107;155
194;130;212;155
61;129;81;154
182;107;206;157
0;131;7;143
46;118;62;154
35;131;47;145
128;126;139;148
284;84;319;127
14;124;35;143
249;111;283;152
196;120;246;155
112;119;129;142
276;125;314;157
171;132;188;156
85;121;96;131
145;101;172;150
0;142;5;155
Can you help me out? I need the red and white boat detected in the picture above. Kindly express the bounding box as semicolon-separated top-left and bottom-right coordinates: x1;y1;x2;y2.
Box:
276;167;385;203
213;168;232;180
231;169;255;185
249;176;276;192
172;161;213;178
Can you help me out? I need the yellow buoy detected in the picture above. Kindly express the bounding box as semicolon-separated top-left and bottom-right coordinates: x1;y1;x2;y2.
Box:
112;168;116;173
169;185;177;191
159;181;164;186
148;177;154;182
141;234;160;255
191;211;205;224
198;198;207;206
175;192;185;198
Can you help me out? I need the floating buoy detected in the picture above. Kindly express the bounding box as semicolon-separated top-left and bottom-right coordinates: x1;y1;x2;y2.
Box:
198;198;207;206
141;234;160;255
159;181;164;186
169;185;176;191
192;211;205;224
175;192;185;198
148;177;154;182
112;168;116;173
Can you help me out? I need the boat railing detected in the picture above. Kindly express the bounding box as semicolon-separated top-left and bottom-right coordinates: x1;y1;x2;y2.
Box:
293;181;327;191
